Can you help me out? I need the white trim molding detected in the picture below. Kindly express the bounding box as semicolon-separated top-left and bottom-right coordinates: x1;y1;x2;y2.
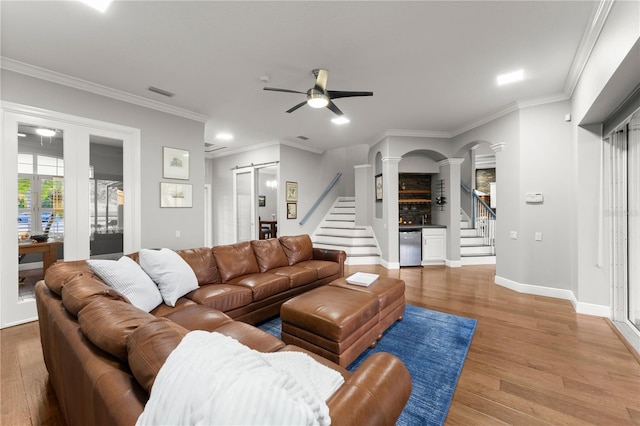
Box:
495;275;611;317
1;57;209;123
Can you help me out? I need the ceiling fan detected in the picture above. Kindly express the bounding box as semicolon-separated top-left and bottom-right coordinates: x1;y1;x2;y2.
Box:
263;69;373;116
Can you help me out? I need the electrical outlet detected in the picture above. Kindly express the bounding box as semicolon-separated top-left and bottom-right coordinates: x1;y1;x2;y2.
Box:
510;231;518;240
176;230;181;238
535;232;542;241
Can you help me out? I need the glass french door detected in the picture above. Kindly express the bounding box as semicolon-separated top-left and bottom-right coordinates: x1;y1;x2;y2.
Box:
1;104;142;328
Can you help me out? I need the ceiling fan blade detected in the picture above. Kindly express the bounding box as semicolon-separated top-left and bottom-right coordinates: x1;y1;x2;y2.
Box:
286;101;307;113
326;100;344;116
327;90;373;99
263;87;305;94
313;69;329;93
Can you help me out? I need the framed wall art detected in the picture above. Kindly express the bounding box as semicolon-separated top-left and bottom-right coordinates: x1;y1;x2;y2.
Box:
258;195;266;207
160;182;193;208
163;147;190;180
286;181;298;202
375;174;383;201
287;202;297;219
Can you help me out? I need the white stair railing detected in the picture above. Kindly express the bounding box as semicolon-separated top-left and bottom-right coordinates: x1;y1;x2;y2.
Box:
461;184;496;254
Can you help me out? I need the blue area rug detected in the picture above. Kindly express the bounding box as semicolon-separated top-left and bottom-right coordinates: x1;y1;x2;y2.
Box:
258;304;477;426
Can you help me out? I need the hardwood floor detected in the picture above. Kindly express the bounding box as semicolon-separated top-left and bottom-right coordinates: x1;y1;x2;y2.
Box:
2;264;639;425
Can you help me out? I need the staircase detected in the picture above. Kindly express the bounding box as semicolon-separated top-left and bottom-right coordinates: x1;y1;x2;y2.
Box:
460;219;495;265
312;197;381;265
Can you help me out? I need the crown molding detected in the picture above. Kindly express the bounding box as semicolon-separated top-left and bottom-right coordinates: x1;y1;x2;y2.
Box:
563;0;614;97
1;57;210;123
206;138;324;160
516;92;570;109
451;102;520;137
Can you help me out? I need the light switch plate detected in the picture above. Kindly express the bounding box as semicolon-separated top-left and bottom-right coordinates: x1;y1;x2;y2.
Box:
510;231;518;239
535;232;543;241
526;192;544;204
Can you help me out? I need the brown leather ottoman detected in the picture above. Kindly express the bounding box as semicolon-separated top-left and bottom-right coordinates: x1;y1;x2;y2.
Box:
329;276;405;338
281;286;380;367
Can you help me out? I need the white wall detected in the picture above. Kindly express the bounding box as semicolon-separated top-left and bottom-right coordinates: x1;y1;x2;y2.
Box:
208;144;279;246
519;100;573;290
452;111;521;280
1;71;206;250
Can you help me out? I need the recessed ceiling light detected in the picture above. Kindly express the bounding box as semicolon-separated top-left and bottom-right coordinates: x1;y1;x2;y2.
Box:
79;0;113;13
497;69;524;86
35;128;56;137
215;133;234;141
331;116;350;125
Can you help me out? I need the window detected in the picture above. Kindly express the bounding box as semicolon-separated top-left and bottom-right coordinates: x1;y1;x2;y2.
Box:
17;154;65;240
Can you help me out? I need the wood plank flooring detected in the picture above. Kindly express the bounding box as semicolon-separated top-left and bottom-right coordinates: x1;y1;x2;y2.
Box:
1;264;639;425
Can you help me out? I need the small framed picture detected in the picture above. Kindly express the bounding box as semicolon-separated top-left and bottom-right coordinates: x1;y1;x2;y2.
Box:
258;195;266;207
160;182;193;208
375;174;383;201
286;181;298;202
287;202;297;219
163;147;190;180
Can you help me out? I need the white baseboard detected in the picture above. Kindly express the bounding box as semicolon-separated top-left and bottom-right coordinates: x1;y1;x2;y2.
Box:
575;301;611;317
380;259;400;270
494;275;610;318
445;259;462;268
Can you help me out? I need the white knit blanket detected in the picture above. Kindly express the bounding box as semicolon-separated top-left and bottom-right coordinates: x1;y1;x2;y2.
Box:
136;331;344;426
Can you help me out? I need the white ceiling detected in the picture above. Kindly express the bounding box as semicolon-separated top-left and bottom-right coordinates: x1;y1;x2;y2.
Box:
1;1;600;155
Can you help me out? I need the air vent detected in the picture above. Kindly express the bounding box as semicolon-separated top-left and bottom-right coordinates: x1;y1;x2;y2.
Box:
148;86;175;97
297;136;309;141
204;142;226;153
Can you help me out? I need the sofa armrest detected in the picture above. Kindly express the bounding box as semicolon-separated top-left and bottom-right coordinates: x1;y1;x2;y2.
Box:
327;352;411;426
312;248;347;277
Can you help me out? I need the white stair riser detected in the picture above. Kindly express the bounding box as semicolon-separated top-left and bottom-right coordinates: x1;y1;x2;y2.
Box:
345;256;380;265
314;243;379;256
318;228;370;237
315;235;375;246
332;207;355;214
461;256;496;265
461;245;494;255
461;237;486;246
320;221;356;229
460;229;479;237
325;214;355;221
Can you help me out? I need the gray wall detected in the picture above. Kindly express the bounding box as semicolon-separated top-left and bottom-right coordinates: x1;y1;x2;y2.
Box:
2;70;206;251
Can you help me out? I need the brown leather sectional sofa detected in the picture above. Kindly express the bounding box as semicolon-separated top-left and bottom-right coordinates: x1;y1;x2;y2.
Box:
35;234;412;425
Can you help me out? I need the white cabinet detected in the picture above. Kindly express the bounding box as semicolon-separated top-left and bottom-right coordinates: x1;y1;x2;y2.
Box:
422;228;446;264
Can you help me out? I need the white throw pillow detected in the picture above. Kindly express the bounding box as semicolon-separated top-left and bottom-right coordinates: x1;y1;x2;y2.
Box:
87;256;163;313
139;248;199;307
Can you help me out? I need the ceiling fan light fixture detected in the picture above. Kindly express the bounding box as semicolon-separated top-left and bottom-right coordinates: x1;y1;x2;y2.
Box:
307;92;329;109
35;128;56;137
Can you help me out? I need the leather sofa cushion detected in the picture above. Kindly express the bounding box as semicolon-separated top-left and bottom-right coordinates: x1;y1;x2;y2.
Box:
271;266;319;288
213;242;260;282
176;247;222;285
163;305;233;331
78;298;157;361
214;321;286;353
297;260;341;279
127;319;188;393
150;298;198;317
279;234;313;265
61;274;129;317
250;239;289;272
185;284;253;311
44;260;95;296
227;273;290;302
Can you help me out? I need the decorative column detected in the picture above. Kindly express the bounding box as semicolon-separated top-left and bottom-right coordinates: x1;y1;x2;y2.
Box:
382;156;402;268
437;158;464;266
